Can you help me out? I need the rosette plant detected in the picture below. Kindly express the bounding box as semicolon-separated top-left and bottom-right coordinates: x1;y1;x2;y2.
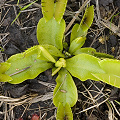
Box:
0;0;120;119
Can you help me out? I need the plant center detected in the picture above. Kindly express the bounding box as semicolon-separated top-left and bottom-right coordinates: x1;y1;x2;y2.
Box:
55;58;66;68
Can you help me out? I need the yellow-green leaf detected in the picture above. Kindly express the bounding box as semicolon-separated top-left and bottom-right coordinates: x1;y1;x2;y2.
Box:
37;17;65;51
54;0;68;22
70;24;87;43
42;44;65;58
94;52;114;59
92;59;120;88
0;73;13;82
5;46;53;84
53;68;78;107
56;103;73;120
66;54;105;81
92;73;120;88
0;62;12;82
73;47;96;56
41;0;54;21
38;46;56;63
70;6;94;42
0;62;11;73
80;5;94;32
69;37;86;54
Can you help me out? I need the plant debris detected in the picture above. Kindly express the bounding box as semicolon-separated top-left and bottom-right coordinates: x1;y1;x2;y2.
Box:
0;0;120;119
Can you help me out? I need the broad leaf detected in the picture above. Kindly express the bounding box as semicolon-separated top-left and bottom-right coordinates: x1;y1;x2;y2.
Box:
0;62;12;82
92;59;120;88
92;73;120;88
5;46;53;84
69;37;86;54
53;68;78;107
0;74;12;82
99;59;120;75
42;45;65;58
70;24;86;43
37;46;56;63
41;0;54;21
0;62;11;73
41;0;68;22
66;54;105;81
79;5;94;32
37;17;65;51
70;6;94;42
56;103;73;120
54;0;68;22
73;48;114;59
73;47;96;55
94;52;114;59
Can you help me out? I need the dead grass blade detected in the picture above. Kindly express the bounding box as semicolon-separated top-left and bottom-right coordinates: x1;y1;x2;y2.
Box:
100;19;120;37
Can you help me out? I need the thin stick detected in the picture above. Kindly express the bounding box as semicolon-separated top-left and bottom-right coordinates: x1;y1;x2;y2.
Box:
77;98;109;114
90;8;118;47
0;8;10;27
53;74;67;98
65;0;90;34
111;101;120;117
95;0;101;28
20;8;39;13
9;66;31;76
